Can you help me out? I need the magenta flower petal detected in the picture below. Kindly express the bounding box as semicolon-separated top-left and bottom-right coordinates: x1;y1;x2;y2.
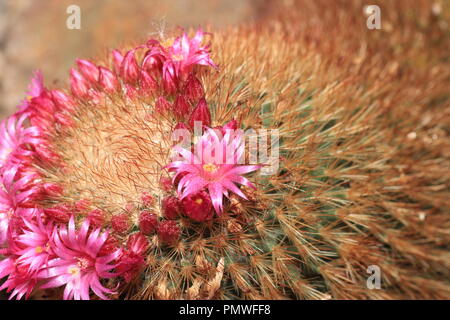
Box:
0;114;43;170
207;183;224;214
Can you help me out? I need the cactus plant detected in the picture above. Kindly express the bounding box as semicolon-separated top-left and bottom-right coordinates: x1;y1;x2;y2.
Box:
1;0;449;300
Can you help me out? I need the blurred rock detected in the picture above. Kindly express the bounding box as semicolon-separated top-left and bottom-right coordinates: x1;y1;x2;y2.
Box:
0;0;266;118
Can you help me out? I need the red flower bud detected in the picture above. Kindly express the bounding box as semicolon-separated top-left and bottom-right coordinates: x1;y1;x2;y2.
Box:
125;202;135;212
162;61;177;94
87;209;105;227
142;49;164;73
141;192;155;207
159;176;173;192
70;68;90;98
42;183;63;197
121;50;140;84
157;220;180;245
111;49;124;73
51;90;75;113
31;92;56;114
75;199;91;214
174;94;191;119
98;235;119;256
98;66;120;92
116;233;149;282
139;210;158;235
76;59;99;83
125;84;138;101
222;119;238;132
111;214;130;234
127;232;149;255
181;190;213;222
35;144;60;164
183;74;204;103
140;70;158;91
54;112;74;127
189;98;211;129
214;119;239;138
44;204;71;223
174;122;189;130
155;96;171;113
117;252;145;283
162;196;182;219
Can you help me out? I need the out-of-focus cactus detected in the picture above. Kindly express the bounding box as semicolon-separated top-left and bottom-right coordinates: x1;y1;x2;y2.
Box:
0;0;449;300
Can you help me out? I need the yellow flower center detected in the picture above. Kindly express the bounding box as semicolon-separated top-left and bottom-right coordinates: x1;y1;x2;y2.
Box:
161;38;174;48
35;246;44;254
195;198;203;205
68;266;80;276
203;163;218;173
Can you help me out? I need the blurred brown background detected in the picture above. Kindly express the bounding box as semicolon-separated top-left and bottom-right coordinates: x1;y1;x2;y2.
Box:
0;0;266;118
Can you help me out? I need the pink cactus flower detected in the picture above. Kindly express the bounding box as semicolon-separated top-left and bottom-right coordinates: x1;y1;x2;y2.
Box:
166;29;217;79
0;256;39;300
39;217;120;300
0;229;42;301
167;128;260;214
0;256;15;282
15;214;56;273
1;165;42;245
144;29;217;92
0;28;258;299
0;114;42;169
1;164;42;206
